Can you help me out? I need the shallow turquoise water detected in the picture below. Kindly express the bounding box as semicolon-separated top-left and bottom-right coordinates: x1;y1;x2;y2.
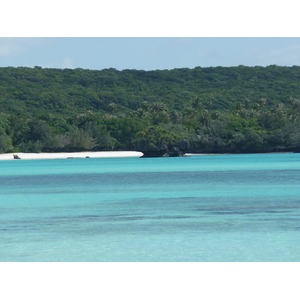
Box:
1;153;300;261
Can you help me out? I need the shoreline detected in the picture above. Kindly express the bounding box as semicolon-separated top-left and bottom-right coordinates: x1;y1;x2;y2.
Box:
185;151;294;156
0;151;144;161
0;151;295;161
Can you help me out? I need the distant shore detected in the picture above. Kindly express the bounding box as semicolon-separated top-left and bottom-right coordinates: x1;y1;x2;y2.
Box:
185;152;294;156
0;151;144;161
0;151;296;161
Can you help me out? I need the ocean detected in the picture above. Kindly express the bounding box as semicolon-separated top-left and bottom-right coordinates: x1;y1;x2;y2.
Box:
1;153;300;262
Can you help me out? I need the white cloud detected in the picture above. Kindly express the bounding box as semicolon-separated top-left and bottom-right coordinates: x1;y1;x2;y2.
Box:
0;38;26;56
41;58;76;69
0;37;56;57
198;49;222;60
255;44;300;66
62;58;76;69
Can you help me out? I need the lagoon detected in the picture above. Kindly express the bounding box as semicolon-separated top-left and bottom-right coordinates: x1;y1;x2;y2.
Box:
1;153;300;261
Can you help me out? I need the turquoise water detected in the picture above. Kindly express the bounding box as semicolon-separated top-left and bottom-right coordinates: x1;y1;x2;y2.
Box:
1;153;300;261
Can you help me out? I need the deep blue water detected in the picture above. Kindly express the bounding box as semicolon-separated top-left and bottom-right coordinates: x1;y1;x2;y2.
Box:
0;153;300;261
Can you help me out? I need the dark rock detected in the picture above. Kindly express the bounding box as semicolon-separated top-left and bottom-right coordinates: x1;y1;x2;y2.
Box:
140;150;169;158
137;140;189;158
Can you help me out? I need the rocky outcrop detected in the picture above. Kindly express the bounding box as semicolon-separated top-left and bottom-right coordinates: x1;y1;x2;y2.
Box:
139;141;189;158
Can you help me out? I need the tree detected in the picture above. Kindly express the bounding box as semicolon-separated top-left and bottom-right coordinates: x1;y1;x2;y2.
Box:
0;134;11;153
82;122;117;150
134;124;194;156
28;119;52;141
43;134;66;151
147;102;170;125
243;128;264;151
196;119;228;152
288;98;300;122
258;104;287;131
68;129;96;150
229;132;246;152
191;97;203;111
2;65;300;154
0;114;10;135
103;117;147;148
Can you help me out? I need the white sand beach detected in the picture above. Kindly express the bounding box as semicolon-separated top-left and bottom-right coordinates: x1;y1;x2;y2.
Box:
0;151;143;161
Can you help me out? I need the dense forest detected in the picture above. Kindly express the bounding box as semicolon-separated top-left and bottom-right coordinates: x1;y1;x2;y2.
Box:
1;65;300;156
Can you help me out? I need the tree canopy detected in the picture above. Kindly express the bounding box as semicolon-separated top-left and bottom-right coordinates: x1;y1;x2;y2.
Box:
1;65;300;155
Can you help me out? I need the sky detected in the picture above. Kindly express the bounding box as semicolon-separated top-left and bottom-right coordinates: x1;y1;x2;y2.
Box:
0;0;300;70
1;1;300;71
1;37;300;71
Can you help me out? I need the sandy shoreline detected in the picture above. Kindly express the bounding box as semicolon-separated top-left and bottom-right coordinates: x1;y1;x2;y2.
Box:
0;151;294;161
0;151;144;161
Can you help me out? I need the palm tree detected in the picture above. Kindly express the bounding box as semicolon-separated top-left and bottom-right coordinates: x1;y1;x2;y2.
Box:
170;110;183;124
107;102;117;113
191;97;203;111
149;102;170;124
257;98;267;108
182;106;197;119
210;111;221;120
198;109;210;125
288;98;300;122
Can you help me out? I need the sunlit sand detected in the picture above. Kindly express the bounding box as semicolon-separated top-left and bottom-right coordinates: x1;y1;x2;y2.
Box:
0;151;143;160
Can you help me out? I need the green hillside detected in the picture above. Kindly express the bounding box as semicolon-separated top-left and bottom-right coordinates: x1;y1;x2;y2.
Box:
1;64;300;114
1;65;300;155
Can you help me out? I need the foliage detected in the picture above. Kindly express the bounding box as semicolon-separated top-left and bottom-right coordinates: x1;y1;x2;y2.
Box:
1;65;300;154
0;134;12;153
134;123;195;155
67;128;96;151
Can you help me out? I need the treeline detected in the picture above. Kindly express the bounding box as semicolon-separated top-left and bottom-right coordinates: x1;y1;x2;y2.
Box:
1;65;300;155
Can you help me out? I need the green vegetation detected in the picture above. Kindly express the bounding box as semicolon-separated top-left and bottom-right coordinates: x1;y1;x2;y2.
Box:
1;65;300;155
